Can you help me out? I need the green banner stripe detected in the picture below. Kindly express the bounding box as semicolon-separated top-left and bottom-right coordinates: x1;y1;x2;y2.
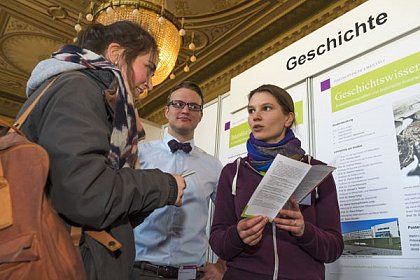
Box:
295;100;303;125
331;52;420;112
229;122;250;148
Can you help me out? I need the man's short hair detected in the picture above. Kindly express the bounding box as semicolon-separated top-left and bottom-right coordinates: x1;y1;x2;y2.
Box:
167;81;204;105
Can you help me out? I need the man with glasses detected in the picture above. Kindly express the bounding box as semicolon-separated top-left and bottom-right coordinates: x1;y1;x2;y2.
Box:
131;81;225;280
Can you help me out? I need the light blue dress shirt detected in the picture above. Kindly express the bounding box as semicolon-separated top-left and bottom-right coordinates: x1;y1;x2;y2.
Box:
133;132;223;266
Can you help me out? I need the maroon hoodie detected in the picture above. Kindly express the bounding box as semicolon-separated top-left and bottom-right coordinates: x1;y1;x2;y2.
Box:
210;156;344;280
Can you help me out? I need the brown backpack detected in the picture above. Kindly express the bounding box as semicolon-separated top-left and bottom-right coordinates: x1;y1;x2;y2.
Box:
0;78;86;280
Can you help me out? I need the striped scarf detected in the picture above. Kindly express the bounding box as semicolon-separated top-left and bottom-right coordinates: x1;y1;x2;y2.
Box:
52;45;139;170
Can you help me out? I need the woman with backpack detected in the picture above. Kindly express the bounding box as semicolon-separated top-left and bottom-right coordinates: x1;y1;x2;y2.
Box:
17;21;185;279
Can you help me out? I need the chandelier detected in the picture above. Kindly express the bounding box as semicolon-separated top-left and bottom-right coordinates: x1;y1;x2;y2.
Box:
75;0;196;87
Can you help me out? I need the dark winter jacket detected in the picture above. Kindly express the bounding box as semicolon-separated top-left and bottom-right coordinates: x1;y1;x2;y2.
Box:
17;70;178;280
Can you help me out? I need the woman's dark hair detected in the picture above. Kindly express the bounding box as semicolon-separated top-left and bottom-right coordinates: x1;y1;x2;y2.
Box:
167;81;204;105
248;84;296;127
75;21;158;90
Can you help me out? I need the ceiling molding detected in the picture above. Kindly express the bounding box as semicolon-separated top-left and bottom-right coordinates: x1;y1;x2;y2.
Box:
0;0;367;126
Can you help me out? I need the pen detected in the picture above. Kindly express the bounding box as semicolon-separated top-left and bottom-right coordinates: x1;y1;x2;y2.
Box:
182;170;195;178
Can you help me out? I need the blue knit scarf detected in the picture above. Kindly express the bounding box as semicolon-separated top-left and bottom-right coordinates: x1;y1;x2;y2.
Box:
246;130;305;173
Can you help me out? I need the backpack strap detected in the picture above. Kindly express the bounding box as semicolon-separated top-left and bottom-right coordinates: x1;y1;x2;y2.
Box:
85;230;122;252
70;226;83;247
0;119;23;136
0;161;13;229
70;227;122;253
14;76;60;130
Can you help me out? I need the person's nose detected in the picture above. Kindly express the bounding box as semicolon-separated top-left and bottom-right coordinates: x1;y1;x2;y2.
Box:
180;104;191;113
252;111;262;120
145;78;153;91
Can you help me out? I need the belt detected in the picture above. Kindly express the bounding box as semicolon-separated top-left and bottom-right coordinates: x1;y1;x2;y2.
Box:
134;261;204;279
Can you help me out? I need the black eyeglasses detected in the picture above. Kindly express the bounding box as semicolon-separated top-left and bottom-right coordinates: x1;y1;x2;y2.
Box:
168;100;203;112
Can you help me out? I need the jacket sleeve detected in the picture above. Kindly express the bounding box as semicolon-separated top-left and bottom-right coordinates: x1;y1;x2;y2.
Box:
24;73;177;230
209;163;246;260
295;172;344;263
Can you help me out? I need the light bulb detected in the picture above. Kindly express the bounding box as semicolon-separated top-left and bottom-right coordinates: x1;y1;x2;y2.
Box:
139;88;148;99
184;65;190;72
106;7;113;14
73;37;78;43
86;13;93;21
170;73;176;79
132;9;139;15
190;55;197;62
188;43;195;50
158;16;164;24
74;23;82;32
179;29;186;36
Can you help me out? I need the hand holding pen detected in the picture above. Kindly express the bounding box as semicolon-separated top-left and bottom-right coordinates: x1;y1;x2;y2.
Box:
171;170;194;206
172;174;186;206
172;170;195;206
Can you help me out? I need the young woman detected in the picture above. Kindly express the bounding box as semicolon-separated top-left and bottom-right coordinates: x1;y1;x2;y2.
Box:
209;84;343;279
17;21;185;279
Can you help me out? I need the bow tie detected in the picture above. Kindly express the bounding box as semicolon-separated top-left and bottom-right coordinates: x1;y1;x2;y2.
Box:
168;139;192;154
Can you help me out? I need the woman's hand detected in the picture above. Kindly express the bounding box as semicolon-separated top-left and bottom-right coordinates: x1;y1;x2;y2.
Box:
172;174;186;206
273;199;305;237
237;215;268;246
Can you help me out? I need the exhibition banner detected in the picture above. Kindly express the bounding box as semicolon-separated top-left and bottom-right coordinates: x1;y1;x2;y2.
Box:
314;30;420;279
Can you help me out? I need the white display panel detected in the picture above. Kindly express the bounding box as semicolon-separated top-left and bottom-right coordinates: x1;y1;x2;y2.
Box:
139;117;162;142
286;82;309;153
313;30;420;279
194;100;219;156
218;93;245;166
194;98;222;263
230;0;420;112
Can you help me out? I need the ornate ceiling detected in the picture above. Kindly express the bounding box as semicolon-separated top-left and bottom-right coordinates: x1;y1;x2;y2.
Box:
0;0;366;125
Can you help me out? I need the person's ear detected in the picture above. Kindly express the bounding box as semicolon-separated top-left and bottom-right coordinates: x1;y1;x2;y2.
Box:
164;105;170;120
105;43;123;65
285;112;295;128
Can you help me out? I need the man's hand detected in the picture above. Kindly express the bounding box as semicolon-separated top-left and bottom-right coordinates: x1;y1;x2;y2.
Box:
199;259;226;280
